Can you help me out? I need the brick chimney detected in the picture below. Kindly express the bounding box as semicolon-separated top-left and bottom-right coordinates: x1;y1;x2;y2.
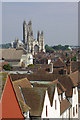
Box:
66;58;72;74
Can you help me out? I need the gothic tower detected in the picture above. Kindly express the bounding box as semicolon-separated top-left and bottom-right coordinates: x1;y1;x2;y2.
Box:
37;31;45;52
23;20;27;44
23;20;45;54
37;31;40;42
27;21;33;53
41;31;45;52
28;20;32;32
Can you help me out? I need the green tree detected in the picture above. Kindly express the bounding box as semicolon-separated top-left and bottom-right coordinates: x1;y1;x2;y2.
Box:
72;56;77;61
3;64;12;71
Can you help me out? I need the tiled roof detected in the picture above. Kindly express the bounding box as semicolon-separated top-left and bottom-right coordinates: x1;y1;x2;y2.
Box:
0;72;8;99
48;79;66;93
32;79;66;106
10;74;28;81
34;68;49;74
19;100;31;113
12;78;32;102
58;75;75;97
10;73;61;82
71;61;80;72
53;57;66;68
69;71;80;85
60;99;71;115
21;87;46;116
0;75;24;119
12;78;32;114
1;49;24;60
10;71;77;98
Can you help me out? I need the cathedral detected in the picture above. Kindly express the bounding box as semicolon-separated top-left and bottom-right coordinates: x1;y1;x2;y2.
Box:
11;20;45;54
23;20;45;54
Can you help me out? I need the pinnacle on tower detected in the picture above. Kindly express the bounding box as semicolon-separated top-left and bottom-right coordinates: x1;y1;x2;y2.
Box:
28;20;32;25
37;31;40;36
23;20;26;24
41;31;43;36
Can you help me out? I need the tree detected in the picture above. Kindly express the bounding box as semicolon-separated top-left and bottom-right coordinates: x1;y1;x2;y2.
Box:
45;44;55;53
72;56;77;61
3;64;12;71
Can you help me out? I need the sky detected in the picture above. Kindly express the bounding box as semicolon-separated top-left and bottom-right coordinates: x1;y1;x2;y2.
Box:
2;2;78;46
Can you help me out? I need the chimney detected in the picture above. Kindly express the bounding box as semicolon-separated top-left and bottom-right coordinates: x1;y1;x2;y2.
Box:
66;58;72;74
49;62;53;73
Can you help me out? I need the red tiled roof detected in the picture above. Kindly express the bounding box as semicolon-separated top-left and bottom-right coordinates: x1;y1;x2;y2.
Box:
0;75;24;119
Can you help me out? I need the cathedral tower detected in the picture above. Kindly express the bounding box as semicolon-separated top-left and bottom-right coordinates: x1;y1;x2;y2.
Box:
41;31;45;52
28;20;32;32
37;31;40;42
23;20;45;54
23;20;27;44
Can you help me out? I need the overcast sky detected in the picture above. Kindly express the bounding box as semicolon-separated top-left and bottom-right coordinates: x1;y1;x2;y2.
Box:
2;2;78;46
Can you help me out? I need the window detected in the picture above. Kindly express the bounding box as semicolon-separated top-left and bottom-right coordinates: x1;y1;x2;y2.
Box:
55;100;57;110
46;105;48;117
73;107;75;117
76;105;78;114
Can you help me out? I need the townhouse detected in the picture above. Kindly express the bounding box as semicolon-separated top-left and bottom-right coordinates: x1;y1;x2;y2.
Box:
0;70;79;119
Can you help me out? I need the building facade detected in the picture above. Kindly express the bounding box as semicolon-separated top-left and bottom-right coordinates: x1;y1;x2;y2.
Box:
23;20;45;54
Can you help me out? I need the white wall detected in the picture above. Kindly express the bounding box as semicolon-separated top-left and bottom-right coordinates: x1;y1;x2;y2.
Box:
20;53;33;67
78;103;80;119
24;111;29;118
48;59;51;64
70;87;78;118
61;108;70;119
41;87;60;118
41;90;52;118
51;87;60;118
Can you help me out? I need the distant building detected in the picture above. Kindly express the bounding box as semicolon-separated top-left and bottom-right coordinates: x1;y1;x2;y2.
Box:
11;20;45;55
23;20;45;54
0;49;33;67
20;53;33;67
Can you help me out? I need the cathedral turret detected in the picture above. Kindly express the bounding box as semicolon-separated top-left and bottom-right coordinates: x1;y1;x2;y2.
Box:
41;31;43;36
41;31;44;41
37;31;40;42
40;31;45;52
28;20;32;32
23;20;27;44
